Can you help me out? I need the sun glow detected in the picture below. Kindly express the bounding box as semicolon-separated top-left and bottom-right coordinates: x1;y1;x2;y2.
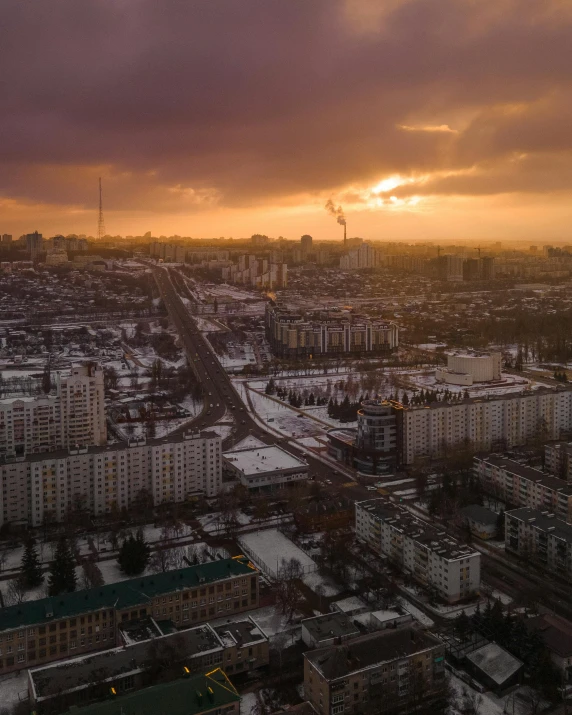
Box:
372;176;404;193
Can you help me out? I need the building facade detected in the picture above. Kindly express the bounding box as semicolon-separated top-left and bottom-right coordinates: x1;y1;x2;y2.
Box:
0;557;259;675
396;387;572;465
29;618;267;712
473;456;572;523
0;431;222;528
266;303;398;359
0;364;106;457
328;400;398;475
355;499;480;603
304;629;446;715
222;256;287;289
505;507;572;578
436;351;502;386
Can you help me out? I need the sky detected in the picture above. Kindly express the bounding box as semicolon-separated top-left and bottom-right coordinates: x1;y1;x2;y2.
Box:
2;0;572;242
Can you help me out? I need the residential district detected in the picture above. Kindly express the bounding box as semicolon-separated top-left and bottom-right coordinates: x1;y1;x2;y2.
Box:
1;231;572;714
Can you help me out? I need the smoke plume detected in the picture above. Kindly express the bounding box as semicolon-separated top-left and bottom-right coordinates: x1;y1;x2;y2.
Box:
325;199;346;226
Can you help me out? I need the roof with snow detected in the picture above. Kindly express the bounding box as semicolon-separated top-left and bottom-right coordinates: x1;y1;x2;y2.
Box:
466;643;523;686
223;445;307;476
305;629;442;681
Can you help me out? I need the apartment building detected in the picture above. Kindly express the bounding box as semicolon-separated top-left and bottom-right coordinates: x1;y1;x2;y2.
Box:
545;440;572;481
266;303;398;359
0;557;259;675
28;618;267;712
473;455;572;523
0;431;222;528
304;629;446;715
0;364;106;457
355;499;480;603
222;256;287;289
396;387;572;465
339;243;380;270
505;507;572;578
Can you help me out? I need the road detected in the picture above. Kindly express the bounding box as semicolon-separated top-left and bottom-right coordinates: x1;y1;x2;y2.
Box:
153;267;362;487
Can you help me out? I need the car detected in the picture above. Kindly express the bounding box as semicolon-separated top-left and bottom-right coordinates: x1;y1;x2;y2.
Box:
366;486;377;491
241;420;246;424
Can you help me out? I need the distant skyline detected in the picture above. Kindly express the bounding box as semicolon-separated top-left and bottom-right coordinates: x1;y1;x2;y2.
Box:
2;0;572;241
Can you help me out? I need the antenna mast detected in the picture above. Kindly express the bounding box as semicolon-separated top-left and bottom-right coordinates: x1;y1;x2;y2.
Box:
97;177;106;240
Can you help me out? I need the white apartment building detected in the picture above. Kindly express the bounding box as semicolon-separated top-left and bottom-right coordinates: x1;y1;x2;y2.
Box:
221;256;287;289
355;499;480;603
505;507;572;578
473;455;572;523
339;243;381;270
397;387;572;465
0;431;221;527
0;364;106;457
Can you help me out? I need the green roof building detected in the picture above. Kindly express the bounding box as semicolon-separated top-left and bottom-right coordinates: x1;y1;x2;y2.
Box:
0;557;258;677
59;669;241;715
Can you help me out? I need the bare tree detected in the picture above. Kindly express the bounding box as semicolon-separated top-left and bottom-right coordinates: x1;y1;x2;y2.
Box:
5;575;28;605
82;560;104;589
275;557;303;622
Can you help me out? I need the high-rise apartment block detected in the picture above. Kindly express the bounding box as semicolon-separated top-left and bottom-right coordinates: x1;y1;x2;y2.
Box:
0;364;106;457
355;499;480;603
266;304;398;358
222;255;287;289
339;242;380;270
0;431;222;528
300;234;313;256
396;387;572;465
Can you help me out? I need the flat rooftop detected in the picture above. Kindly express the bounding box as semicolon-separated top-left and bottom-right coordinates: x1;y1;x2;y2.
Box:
57;669;239;715
223;445;307;476
302;612;360;642
305;629;440;681
357;498;478;561
506;507;572;544
476;456;572;496
30;623;223;701
212;617;266;648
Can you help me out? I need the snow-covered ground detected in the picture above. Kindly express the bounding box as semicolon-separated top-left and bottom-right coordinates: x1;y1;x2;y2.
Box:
239;529;341;596
397;598;435;627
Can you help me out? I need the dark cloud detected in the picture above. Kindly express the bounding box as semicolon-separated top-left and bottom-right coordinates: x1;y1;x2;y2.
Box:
1;0;572;216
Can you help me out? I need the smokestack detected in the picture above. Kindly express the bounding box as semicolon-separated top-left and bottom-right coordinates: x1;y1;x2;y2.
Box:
344;223;347;247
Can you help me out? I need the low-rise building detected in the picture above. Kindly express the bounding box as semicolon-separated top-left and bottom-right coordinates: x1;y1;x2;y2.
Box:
525;613;572;682
48;669;240;715
461;505;499;540
465;643;523;694
0;557;258;675
356;499;480;603
223;445;308;490
303;628;446;715
28;617;267;713
505;507;572;577
474;456;572;523
301;612;360;649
